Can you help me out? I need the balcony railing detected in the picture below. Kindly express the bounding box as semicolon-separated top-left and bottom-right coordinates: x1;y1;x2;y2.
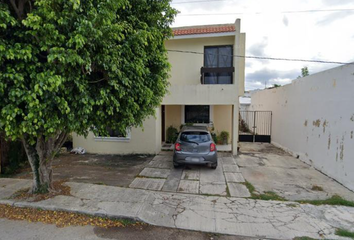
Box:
200;67;235;84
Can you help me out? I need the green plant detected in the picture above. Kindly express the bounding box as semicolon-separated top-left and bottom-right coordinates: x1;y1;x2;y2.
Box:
335;228;354;239
166;126;178;144
297;195;354;207
211;132;218;143
219;131;230;145
0;1;177;193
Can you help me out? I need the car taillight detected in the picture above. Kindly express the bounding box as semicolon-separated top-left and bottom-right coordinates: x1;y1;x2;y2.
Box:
210;143;216;152
175;143;181;151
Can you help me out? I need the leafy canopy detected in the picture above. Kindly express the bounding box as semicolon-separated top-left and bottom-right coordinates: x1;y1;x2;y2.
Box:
0;0;177;143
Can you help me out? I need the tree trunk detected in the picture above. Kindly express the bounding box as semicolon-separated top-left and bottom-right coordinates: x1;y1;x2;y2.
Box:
21;132;68;193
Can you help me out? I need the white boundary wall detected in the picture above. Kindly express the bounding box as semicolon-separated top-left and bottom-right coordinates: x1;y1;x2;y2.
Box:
249;64;354;191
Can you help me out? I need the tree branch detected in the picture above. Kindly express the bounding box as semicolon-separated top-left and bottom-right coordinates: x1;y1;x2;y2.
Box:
88;78;107;84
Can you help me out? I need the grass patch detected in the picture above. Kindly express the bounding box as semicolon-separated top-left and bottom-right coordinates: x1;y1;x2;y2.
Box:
226;185;231;197
243;181;286;201
311;185;324;191
297;195;354;207
335;228;354;239
252;191;286;201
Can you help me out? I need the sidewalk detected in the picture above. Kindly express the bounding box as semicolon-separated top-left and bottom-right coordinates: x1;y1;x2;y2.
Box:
1;178;354;240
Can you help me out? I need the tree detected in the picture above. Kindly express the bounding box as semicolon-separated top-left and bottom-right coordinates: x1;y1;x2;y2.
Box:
0;0;177;193
298;66;309;78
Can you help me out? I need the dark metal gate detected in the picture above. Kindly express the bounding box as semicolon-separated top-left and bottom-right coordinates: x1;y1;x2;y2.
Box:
239;111;272;143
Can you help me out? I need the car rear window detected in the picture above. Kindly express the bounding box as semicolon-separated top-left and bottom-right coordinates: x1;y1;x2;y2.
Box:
180;131;211;143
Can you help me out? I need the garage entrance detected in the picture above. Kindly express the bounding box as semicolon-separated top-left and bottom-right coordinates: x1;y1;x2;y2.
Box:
239;111;272;143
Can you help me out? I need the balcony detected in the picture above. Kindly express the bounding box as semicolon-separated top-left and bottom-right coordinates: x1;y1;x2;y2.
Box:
200;67;235;85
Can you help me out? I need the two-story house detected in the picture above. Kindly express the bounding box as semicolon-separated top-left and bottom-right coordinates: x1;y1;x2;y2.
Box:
73;19;246;155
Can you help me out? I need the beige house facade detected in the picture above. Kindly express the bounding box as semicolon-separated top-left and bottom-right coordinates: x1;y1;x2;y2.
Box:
73;19;246;155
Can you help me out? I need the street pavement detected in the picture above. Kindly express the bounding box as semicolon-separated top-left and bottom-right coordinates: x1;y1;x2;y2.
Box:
1;178;354;240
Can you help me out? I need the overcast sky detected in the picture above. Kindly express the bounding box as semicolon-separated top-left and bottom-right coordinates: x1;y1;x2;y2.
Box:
170;0;354;90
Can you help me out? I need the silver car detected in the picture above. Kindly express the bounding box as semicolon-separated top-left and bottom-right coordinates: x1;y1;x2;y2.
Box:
173;126;218;169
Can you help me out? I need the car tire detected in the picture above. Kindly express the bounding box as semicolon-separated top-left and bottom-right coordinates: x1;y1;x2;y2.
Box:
173;163;179;168
211;163;217;169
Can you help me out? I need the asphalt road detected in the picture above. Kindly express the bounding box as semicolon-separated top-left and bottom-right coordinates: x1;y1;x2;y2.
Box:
0;218;259;240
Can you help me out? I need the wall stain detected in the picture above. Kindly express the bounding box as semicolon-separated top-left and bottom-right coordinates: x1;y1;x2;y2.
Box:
351;131;353;139
333;79;336;87
313;119;321;127
322;120;328;133
304;120;308;127
328;134;331;150
340;136;345;160
351;115;354;122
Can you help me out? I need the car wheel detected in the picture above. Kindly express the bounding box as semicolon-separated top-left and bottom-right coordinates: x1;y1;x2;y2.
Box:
173;163;179;168
211;163;217;169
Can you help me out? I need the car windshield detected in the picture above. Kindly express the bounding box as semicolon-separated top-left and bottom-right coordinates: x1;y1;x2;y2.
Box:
180;131;211;143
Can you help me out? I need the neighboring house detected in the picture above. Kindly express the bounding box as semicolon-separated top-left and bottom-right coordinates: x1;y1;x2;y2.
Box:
239;91;251;111
73;19;246;155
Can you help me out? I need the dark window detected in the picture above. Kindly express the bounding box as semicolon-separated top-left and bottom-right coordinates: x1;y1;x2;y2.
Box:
180;132;211;143
203;45;233;84
98;127;126;138
185;105;210;123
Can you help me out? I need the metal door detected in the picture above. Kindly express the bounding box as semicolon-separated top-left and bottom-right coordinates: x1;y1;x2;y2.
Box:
239;111;272;143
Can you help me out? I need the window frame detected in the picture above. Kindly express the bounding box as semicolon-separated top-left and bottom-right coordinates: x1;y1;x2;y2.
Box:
202;45;234;84
184;105;211;124
94;127;131;142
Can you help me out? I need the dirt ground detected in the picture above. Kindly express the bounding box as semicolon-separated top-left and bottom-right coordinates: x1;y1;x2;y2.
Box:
15;153;154;187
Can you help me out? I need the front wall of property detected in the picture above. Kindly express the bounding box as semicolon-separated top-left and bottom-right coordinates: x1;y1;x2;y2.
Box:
249;64;354;191
73;115;159;155
213;105;232;142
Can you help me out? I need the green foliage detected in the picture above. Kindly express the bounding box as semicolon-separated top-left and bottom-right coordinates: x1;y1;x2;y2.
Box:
243;181;286;201
297;195;354;207
335;228;354;239
301;67;309;77
0;0;177;143
211;132;218;143
166;125;178;143
298;66;309;78
219;131;229;145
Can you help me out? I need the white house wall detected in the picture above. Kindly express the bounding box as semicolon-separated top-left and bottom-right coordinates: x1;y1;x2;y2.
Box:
249;64;354;191
73;114;159;155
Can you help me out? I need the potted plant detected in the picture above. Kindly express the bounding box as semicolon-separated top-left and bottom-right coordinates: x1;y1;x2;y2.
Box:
219;131;229;145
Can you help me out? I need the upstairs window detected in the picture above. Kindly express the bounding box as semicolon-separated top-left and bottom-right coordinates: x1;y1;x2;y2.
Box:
202;45;233;84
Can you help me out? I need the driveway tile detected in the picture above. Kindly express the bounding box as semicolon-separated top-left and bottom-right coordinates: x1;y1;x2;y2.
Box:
139;168;170;179
178;180;199;194
224;172;245;183
181;169;200;180
129;178;165;191
222;164;240;173
227;183;251;197
200;182;227;196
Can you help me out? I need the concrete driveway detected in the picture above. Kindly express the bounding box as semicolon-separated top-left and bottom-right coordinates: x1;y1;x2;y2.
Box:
238;142;354;201
129;151;251;198
14;143;354;201
129;143;354;201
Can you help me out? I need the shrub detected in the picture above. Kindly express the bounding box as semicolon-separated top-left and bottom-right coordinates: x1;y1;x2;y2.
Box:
211;132;218;143
219;131;230;145
166;126;178;143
